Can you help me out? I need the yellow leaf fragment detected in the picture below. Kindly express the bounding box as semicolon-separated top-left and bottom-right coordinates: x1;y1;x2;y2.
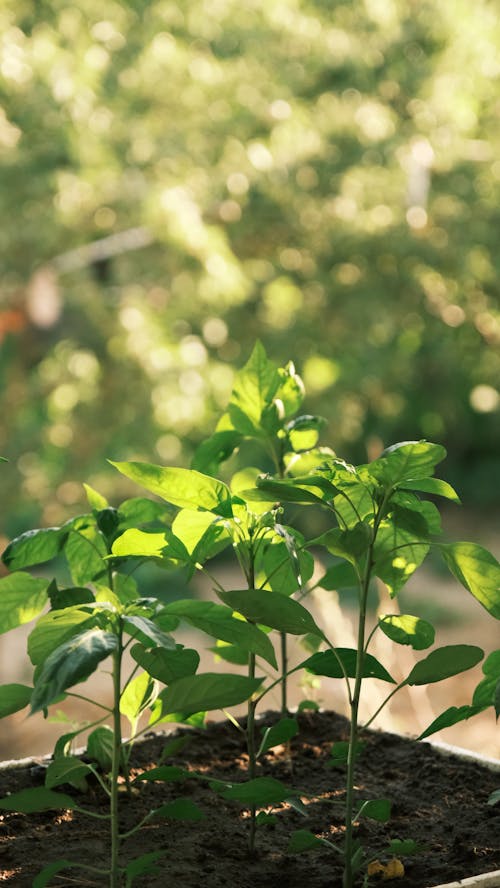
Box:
367;858;405;880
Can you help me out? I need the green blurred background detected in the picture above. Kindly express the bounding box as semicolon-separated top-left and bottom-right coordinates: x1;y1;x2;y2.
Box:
1;0;500;538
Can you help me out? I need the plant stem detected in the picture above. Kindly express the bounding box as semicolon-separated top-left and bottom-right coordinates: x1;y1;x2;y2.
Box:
280;630;288;714
110;627;123;888
247;650;258;855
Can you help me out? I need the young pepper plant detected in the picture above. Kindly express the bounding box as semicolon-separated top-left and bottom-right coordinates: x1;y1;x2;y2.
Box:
111;456;321;852
253;440;500;888
0;487;264;886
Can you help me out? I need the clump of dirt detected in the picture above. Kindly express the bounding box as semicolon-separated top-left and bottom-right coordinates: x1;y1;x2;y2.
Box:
0;711;499;887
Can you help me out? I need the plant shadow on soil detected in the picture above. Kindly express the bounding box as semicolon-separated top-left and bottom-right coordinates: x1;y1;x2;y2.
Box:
0;711;499;887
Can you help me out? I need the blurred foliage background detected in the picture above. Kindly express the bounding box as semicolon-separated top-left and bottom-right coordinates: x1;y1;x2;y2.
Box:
1;0;500;537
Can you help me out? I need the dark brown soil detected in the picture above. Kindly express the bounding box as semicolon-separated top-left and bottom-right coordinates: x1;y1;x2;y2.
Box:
0;711;499;887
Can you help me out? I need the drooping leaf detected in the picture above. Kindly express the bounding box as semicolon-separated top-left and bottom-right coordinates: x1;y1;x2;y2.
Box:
400;477;460;503
405;645;484;686
45;756;92;790
0;572;49;634
87;725;114;771
440;543;500;618
0;787;76;813
218;588;323;638
357;798;391;822
30;629;118;713
263;527;314;595
472;650;500;707
288;829;328;853
120;671;157;723
33;860;75;888
124;615;176;650
378;614;435;650
418;704;487;740
48;583;95;611
303;648;395;683
131;643;200;684
110;460;233;518
28;607;97;666
316;524;371;569
219;776;291;805
259;718;298;754
191;429;243;474
2;527;67;570
163;599;278;667
0;683;32;717
153;799;205;821
156;672;263;717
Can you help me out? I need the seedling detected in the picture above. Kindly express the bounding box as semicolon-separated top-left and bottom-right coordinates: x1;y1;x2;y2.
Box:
253;440;500;886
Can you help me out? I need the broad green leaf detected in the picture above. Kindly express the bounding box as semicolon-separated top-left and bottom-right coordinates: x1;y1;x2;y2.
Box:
28;607;96;666
0;683;32;717
390;494;442;535
120;671;157;723
373;515;429;596
48;583;95;610
378;614;435;650
227;341;281;436
131;643;200;684
163;599;278;668
286;414;325;452
440;543;500;618
209;642;249;666
118;496;172;528
303;648;395;683
134;765;189;784
31;629;118;713
219;776;291;805
318;562;358;590
83;483;108;510
157;672;263;717
472;650;500;707
65;520;107;585
124;615;176;650
288;829;327;853
153;799;204;821
254;474;336;506
191;429;243;474
111;528;189;563
124;851;168;883
419;704;487;740
45;756;92;790
329;740;364;768
400;477;460;503
2;527;67;570
263;527;314;594
110;460;233;518
172;509;231;564
357;798;391;821
0;787;76;813
33;860;74;888
317;524;371;568
405;645;484;686
113;572;138;605
385;839;424;856
0;572;48;634
218;588;323;638
87;726;114;771
149;707;206;728
369;441;447;486
259;717;298;755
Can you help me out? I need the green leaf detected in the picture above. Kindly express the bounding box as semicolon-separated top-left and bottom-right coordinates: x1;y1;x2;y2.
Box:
263;527;314;594
401;477;460;503
288;829;327;853
2;527;67;570
219;776;291;805
48;583;95;610
31;629;118;713
83;483;108;510
111;527;190;563
259;718;298;754
87;725;114;771
378;614;435;650
286;414;325;452
0;787;76;813
303;648;395;682
218;588;323;637
440;543;500;618
357;798;391;822
110;460;233;518
131;643;200;684
329;740;364;768
64;519;107;585
369;441;447;486
373;515;429;596
134;765;189;784
124;615;176;650
255;474;335;506
171;509;231;564
153;798;204;821
45;756;92;790
405;645;484;686
0;572;48;634
118;496;172;528
419;704;487;740
124;851;168;883
209;641;249;666
191;429;243;474
318;524;371;568
472;650;500;707
157;672;263;717
0;683;32;717
386;839;423;856
488;790;500;807
318;562;358;590
120;672;157;723
227;341;281;436
28;607;96;666
33;860;75;888
163;599;277;667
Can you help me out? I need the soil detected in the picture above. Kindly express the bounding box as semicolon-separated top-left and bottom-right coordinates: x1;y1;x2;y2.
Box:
0;710;499;888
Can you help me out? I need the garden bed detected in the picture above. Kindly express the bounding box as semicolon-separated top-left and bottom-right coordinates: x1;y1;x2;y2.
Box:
0;710;499;887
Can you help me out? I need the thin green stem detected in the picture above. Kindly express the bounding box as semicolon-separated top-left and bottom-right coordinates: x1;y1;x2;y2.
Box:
362;682;405;731
110;627;123;888
65;692;113;714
